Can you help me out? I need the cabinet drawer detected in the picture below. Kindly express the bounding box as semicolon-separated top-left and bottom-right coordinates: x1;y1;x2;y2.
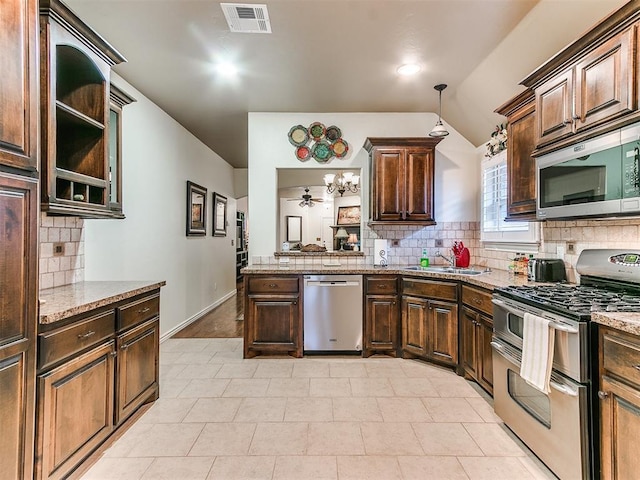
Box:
602;330;640;387
118;293;160;331
461;285;493;317
38;310;115;370
365;276;398;294
402;278;457;301
248;276;299;294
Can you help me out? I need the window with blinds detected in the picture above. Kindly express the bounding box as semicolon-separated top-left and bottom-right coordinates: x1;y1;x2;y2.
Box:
481;150;538;245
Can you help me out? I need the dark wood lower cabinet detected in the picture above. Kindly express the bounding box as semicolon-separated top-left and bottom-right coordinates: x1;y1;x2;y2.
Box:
460;306;493;395
36;341;116;480
363;275;399;357
401;296;429;358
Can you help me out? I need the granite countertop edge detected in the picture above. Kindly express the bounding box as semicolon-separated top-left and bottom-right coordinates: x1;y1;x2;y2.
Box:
592;312;640;336
39;280;167;325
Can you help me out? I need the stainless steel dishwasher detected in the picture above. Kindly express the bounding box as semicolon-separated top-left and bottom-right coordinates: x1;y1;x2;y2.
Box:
303;275;363;352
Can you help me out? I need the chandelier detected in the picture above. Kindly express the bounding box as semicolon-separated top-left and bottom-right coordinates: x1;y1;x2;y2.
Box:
323;172;360;196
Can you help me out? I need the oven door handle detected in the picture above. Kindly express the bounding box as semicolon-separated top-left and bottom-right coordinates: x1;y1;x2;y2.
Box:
492;298;579;334
549;379;579;397
550;322;579;334
490;341;521;366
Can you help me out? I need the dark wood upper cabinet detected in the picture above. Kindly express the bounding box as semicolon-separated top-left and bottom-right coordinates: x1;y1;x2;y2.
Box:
0;0;39;172
364;137;443;225
39;0;126;218
495;90;537;221
521;3;640;155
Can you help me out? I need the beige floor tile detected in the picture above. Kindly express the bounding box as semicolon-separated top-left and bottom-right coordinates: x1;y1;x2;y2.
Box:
159;351;185;365
176;352;215;364
422;398;484;423
101;423;154;458
307;422;365;455
178;378;231;398
332;397;383;422
388;377;438;397
80;456;154;480
463;423;527;457
159;377;190;398
377;397;432;422
209;350;245;363
266;378;310;397
412;423;483;456
457;456;536;480
189;423;256;456
138;398;197;424
291;361;330;378
207;456;275;480
518;456;558;479
337;455;402;480
397;456;469;479
222;378;270;397
329;363;367;378
140;457;215;479
161;338;211;353
284;397;333;422
349;378;395;397
249;422;309;455
254;362;294;378
159;363;187;378
203;338;243;353
182;397;242;423
126;423;205;457
465;397;502;423
364;363;407;378
273;456;337;480
180;363;223;379
360;422;423;455
234;397;287;422
215;362;258;378
430;377;483;398
309;378;352;397
401;360;456;378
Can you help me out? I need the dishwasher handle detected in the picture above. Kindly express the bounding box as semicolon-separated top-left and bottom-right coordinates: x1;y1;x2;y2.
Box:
306;280;360;287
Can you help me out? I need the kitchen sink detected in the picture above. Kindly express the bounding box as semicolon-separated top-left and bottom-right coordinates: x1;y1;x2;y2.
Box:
401;266;485;275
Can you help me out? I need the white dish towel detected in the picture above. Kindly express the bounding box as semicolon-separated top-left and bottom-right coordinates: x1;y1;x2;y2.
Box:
520;312;555;394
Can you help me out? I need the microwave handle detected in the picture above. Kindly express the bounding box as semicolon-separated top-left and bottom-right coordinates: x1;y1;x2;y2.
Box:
491;298;578;334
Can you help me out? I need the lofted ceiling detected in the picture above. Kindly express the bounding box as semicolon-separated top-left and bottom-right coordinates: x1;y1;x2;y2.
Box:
65;0;627;169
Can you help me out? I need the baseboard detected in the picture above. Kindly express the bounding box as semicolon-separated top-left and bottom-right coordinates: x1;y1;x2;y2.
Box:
160;288;237;343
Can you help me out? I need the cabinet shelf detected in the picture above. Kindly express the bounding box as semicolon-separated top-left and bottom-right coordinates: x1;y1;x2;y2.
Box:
56;100;105;130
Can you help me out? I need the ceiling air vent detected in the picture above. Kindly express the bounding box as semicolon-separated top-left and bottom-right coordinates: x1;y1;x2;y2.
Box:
221;3;271;33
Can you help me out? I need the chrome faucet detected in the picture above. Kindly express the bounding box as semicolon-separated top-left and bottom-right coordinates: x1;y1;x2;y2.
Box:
435;250;455;266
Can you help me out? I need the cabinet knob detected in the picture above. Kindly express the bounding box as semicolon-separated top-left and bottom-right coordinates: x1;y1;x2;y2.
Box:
121;343;130;350
138;307;151;314
473;298;482;305
110;351;117;358
597;390;609;400
268;283;277;288
572;114;580;120
77;330;95;340
392;301;396;305
292;301;297;305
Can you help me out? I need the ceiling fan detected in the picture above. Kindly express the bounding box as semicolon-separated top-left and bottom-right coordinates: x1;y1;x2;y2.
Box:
288;187;324;207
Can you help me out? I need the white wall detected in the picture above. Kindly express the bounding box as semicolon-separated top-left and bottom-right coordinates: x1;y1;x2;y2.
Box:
84;74;237;338
248;113;479;258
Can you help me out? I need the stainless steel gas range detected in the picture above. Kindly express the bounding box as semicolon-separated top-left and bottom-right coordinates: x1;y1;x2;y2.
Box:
491;249;640;480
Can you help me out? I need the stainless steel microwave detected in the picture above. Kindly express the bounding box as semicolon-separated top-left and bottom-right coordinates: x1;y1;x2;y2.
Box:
536;123;640;220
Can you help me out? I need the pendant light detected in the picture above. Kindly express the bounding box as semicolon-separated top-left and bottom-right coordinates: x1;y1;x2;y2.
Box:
429;83;449;137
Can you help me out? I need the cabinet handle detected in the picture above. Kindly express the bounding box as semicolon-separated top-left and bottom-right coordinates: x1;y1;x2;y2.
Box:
293;301;297;305
121;343;130;350
633;365;640;372
110;351;117;358
77;330;95;339
138;307;151;314
597;390;609;400
392;301;396;305
564;118;572;125
268;283;278;288
473;298;482;305
572;114;580;120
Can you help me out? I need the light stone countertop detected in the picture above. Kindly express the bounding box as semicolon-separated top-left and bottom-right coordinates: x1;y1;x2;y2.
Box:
592;312;640;336
39;280;166;324
241;265;534;291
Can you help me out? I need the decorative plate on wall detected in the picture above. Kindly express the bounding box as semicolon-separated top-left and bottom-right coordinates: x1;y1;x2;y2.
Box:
288;125;309;146
288;122;349;162
330;138;349;158
295;145;311;161
308;122;326;141
312;140;332;162
325;125;342;142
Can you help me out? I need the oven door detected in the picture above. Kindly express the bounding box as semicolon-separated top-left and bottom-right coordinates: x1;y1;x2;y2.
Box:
492;295;588;382
491;338;590;480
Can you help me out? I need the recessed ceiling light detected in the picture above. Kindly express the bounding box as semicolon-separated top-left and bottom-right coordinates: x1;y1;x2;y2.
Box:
396;64;421;76
216;61;238;76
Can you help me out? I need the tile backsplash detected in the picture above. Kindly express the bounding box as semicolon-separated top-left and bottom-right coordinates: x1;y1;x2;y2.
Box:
39;213;84;289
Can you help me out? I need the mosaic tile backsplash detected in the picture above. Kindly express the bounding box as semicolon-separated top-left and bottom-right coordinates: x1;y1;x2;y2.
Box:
39;213;84;289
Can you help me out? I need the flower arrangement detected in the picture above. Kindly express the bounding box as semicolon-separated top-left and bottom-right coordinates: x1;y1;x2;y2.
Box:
485;123;508;157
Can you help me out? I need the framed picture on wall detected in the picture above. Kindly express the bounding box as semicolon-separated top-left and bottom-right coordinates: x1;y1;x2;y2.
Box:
286;215;302;242
186;181;207;236
337;205;361;225
213;192;227;237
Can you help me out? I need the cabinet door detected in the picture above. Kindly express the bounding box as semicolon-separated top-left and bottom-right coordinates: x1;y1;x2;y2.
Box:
36;341;115;480
0;0;38;171
460;307;478;378
401;296;429;357
574;28;635;133
116;319;159;424
404;148;435;223
364;295;398;357
506;99;537;220
245;295;302;357
371;149;404;221
600;375;640;480
428;300;458;366
0;173;37;480
478;315;494;395
535;69;574;146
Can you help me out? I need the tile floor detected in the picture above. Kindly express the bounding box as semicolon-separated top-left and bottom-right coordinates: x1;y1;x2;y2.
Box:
81;338;557;480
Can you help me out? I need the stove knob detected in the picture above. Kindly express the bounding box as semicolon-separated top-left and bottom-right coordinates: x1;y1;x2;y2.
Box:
597;390;609;400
